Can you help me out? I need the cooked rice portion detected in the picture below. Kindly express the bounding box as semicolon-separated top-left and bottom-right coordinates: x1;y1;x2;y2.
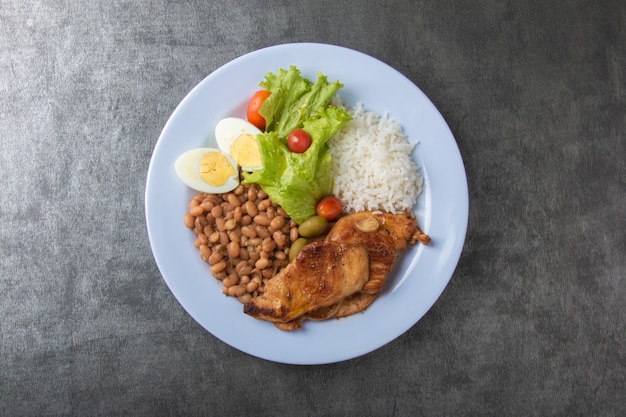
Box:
328;101;422;214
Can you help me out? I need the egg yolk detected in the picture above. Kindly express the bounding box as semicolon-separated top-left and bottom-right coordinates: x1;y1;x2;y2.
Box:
230;134;262;169
199;152;236;186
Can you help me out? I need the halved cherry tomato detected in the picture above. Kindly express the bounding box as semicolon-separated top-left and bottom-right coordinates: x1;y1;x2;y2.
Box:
316;196;342;221
287;129;312;153
247;90;271;130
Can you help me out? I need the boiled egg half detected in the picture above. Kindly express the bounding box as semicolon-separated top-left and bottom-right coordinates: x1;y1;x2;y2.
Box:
215;117;263;171
174;148;239;193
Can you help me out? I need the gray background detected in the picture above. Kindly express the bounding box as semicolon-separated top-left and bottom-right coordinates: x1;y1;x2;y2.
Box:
1;0;624;416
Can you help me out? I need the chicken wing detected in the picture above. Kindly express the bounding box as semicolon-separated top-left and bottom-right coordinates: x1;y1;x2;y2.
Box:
243;241;369;323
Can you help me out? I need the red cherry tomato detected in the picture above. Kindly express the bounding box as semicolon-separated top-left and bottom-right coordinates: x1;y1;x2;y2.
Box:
247;90;271;130
316;196;342;221
287;129;312;153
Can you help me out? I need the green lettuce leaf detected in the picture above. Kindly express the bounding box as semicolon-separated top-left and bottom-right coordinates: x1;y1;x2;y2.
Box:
258;66;345;139
242;68;351;224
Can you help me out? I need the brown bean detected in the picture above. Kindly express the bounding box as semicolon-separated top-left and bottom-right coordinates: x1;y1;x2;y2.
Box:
246;281;259;293
184;213;195;228
210;261;227;275
258;189;268;200
273;231;287;248
234;185;245;195
197;233;208;245
209;231;220;243
228;285;247;297
208;250;224;265
290;226;299;242
222;274;239;288
199;245;211;262
189;205;204;216
219;231;229;246
238;293;252;304
224;219;237;231
247;186;258;202
257;199;271;211
200;200;214;211
215;217;226;232
269;215;285;231
238;265;252;276
227;193;241;207
211;205;223;218
254;225;270;239
227;241;240;258
233;207;243;222
262;237;276;253
247;237;262;247
235;260;248;273
241;225;256;238
244;201;258;217
253;214;270;226
241;215;252;226
228;231;240;244
255;257;270;270
235;284;248;297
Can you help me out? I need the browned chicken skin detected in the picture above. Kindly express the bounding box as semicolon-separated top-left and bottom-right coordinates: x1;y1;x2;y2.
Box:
244;211;427;330
243;241;369;323
309;211;422;320
326;211;419;295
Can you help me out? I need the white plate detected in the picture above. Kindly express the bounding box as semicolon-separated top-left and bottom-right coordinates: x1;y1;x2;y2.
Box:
145;43;468;365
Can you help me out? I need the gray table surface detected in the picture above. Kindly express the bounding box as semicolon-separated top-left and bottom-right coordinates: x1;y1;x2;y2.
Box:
2;0;624;416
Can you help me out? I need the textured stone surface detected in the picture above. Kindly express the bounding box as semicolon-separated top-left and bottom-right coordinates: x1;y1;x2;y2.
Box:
1;1;624;415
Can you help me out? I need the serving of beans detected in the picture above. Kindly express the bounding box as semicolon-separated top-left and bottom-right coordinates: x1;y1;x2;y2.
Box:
184;183;297;304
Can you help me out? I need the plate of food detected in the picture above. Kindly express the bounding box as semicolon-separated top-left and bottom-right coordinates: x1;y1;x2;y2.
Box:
145;43;468;364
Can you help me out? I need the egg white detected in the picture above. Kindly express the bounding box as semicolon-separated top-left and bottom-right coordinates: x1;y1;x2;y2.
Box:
174;148;239;194
215;117;262;157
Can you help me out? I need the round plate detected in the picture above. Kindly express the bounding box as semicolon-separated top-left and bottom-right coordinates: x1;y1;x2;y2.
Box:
145;43;468;365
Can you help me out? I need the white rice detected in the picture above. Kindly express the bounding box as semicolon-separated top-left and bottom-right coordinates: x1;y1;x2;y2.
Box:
328;100;422;214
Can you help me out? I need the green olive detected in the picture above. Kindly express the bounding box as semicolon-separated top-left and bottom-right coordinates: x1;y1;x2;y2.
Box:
289;238;308;261
297;215;328;238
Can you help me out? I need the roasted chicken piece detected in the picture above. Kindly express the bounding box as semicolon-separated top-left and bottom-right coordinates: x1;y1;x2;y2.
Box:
243;241;369;324
306;211;425;321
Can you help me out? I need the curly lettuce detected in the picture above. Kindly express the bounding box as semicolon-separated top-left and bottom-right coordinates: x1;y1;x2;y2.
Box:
242;67;351;224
